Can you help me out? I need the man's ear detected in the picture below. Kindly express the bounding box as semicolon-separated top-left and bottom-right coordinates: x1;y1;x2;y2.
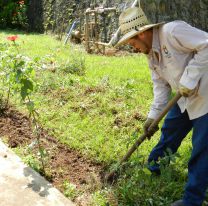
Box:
138;32;145;40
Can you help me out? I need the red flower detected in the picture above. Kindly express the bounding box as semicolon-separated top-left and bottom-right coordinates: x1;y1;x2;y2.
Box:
7;35;19;42
19;1;24;5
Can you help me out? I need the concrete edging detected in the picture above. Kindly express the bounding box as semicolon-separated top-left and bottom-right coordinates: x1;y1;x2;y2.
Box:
0;139;75;206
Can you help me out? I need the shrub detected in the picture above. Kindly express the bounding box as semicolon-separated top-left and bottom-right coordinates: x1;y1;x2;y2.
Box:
0;0;28;29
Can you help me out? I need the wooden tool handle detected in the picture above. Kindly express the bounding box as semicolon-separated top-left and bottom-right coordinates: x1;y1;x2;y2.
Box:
106;92;182;182
121;92;181;163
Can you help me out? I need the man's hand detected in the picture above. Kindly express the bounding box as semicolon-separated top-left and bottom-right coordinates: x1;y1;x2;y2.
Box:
143;118;159;139
179;84;198;97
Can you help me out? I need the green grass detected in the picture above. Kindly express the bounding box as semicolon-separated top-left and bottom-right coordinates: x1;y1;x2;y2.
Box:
0;29;199;205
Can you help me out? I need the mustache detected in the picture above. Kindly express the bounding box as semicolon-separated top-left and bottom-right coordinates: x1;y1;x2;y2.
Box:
133;48;141;53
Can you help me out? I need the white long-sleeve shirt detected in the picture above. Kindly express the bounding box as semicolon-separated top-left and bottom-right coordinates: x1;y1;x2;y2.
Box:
147;20;208;120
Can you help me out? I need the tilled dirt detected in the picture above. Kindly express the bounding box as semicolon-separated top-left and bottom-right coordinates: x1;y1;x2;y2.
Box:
0;106;105;205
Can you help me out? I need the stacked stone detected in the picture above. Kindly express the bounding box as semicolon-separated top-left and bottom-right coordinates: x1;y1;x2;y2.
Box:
141;0;208;32
27;0;208;33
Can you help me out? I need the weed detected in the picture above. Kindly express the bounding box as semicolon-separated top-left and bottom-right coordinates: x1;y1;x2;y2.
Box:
91;191;108;206
23;153;42;172
62;180;79;200
60;55;86;76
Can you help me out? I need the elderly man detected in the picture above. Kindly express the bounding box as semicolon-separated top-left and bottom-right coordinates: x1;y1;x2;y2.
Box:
115;6;208;206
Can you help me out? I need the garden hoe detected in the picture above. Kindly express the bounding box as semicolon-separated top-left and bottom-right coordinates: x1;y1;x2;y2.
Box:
105;92;182;183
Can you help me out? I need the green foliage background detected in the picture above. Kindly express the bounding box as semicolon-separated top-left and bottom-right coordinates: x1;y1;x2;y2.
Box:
0;0;28;29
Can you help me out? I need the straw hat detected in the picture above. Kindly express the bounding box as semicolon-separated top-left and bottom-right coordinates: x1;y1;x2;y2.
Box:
116;6;165;47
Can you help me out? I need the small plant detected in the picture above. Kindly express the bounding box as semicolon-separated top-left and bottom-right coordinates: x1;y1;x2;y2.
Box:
60;56;86;76
91;190;109;206
23;153;42;172
62;180;78;200
0;37;48;174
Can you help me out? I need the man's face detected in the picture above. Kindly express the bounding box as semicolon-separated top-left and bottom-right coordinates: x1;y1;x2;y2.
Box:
126;30;152;54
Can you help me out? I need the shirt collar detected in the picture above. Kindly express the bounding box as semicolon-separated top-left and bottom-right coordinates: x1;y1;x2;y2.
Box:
152;26;161;52
148;27;161;64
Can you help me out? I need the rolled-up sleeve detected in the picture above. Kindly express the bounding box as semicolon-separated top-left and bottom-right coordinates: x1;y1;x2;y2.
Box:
171;22;208;89
148;70;171;119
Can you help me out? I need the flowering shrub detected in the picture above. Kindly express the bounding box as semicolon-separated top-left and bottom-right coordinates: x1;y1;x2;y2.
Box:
0;0;28;29
0;37;48;174
0;37;37;105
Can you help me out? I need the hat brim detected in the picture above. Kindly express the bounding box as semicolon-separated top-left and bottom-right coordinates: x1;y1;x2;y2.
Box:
115;22;165;47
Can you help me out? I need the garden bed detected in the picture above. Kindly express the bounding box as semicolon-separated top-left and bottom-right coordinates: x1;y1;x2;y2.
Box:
0;106;104;205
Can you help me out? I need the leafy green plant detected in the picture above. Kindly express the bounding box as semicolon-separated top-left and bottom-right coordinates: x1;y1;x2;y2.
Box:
0;38;48;174
0;40;36;107
60;55;86;76
62;180;79;200
0;0;28;29
23;153;42;172
91;190;109;206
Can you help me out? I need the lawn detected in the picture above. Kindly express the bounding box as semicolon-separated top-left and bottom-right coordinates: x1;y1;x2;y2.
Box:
0;30;199;206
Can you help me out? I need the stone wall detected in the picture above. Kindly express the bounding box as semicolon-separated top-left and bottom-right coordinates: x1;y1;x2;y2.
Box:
141;0;208;32
27;0;208;33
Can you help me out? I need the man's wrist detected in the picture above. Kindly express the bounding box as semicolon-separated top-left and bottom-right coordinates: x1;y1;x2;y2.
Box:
179;84;197;97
